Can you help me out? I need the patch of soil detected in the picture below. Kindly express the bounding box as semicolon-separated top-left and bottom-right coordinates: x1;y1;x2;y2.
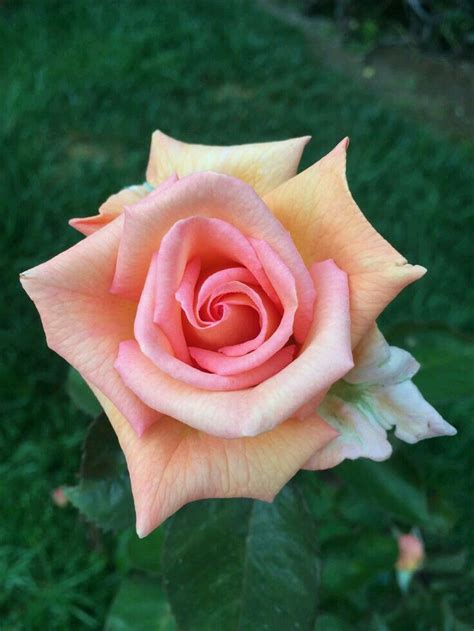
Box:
261;0;474;143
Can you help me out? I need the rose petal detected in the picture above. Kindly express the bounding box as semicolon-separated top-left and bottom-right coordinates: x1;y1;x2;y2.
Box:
140;216;282;364
188;239;298;376
20;217;159;435
115;260;353;438
111;172;315;343
91;385;338;537
345;326;419;386
69;184;150;236
179;264;281;354
263;138;426;346
305;394;393;469
69;175;177;236
121;336;298;404
305;325;456;469
182;278;270;353
376;380;457;444
69;212;120;237
146;130;310;196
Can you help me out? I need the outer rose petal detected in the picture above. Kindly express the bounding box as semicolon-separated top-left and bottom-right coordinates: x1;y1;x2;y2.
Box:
69;184;150;236
344;325;419;386
146;130;310;196
20;217;159;435
91;386;338;537
69;175;178;236
305;325;456;470
263;138;427;346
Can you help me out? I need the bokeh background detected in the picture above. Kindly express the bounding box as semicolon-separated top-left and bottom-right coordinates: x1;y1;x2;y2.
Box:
2;0;473;628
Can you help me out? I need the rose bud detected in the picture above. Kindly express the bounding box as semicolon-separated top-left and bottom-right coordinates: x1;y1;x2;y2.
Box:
51;486;69;508
396;532;425;591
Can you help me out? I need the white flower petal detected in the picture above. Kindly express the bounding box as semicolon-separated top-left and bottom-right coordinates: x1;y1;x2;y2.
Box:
345;326;419;386
306;325;456;470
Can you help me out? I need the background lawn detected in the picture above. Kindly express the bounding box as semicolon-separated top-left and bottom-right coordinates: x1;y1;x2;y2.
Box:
1;0;473;628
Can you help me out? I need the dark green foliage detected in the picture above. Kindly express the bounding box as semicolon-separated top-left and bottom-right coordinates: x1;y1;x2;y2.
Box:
66;368;102;418
64;415;135;533
105;575;176;631
162;486;320;631
2;0;473;628
388;324;474;407
304;0;474;56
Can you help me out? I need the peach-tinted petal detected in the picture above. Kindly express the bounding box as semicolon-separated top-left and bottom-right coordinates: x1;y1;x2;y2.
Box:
69;212;119;236
176;261;278;354
20;217;159;435
69;176;177;236
305;325;456;470
186;237;298;376
183;280;271;354
263;139;426;346
91;386;338;537
120;337;297;399
99;183;154;216
69;184;151;236
131;251;296;393
144;216;284;364
115;260;353;438
111;172;315;342
146;130;310;196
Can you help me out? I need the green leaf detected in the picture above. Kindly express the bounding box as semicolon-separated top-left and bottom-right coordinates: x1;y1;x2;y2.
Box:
64;414;134;531
127;527;165;574
424;551;467;574
337;459;446;530
387;324;474;406
105;574;176;631
162;484;320;631
321;534;396;596
314;614;351;631
440;598;472;631
66;367;101;417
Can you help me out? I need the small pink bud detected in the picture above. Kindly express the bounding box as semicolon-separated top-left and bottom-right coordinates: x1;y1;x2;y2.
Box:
396;533;424;572
52;486;69;508
395;532;424;592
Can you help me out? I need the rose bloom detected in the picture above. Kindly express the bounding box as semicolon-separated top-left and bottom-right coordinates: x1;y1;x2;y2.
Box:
21;132;455;537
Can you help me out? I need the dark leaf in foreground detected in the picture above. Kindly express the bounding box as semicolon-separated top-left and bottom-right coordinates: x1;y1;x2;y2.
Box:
65;414;134;531
162;483;320;631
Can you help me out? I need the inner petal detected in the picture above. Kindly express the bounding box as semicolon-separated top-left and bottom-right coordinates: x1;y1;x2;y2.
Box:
133;251;296;390
210;285;280;357
152;217;281;363
176;260;282;355
183;300;260;352
189;241;298;376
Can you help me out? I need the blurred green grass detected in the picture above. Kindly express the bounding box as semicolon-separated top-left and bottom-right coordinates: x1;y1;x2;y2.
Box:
1;0;473;628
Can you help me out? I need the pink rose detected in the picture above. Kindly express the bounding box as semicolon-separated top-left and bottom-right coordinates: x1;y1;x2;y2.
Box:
21;131;454;537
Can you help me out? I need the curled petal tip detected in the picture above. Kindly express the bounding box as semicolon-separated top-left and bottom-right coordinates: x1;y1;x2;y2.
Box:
19;268;35;282
327;425;341;440
135;525;148;539
443;422;457;436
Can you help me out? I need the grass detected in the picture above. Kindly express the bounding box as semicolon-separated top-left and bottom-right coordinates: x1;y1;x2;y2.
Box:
1;0;473;628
